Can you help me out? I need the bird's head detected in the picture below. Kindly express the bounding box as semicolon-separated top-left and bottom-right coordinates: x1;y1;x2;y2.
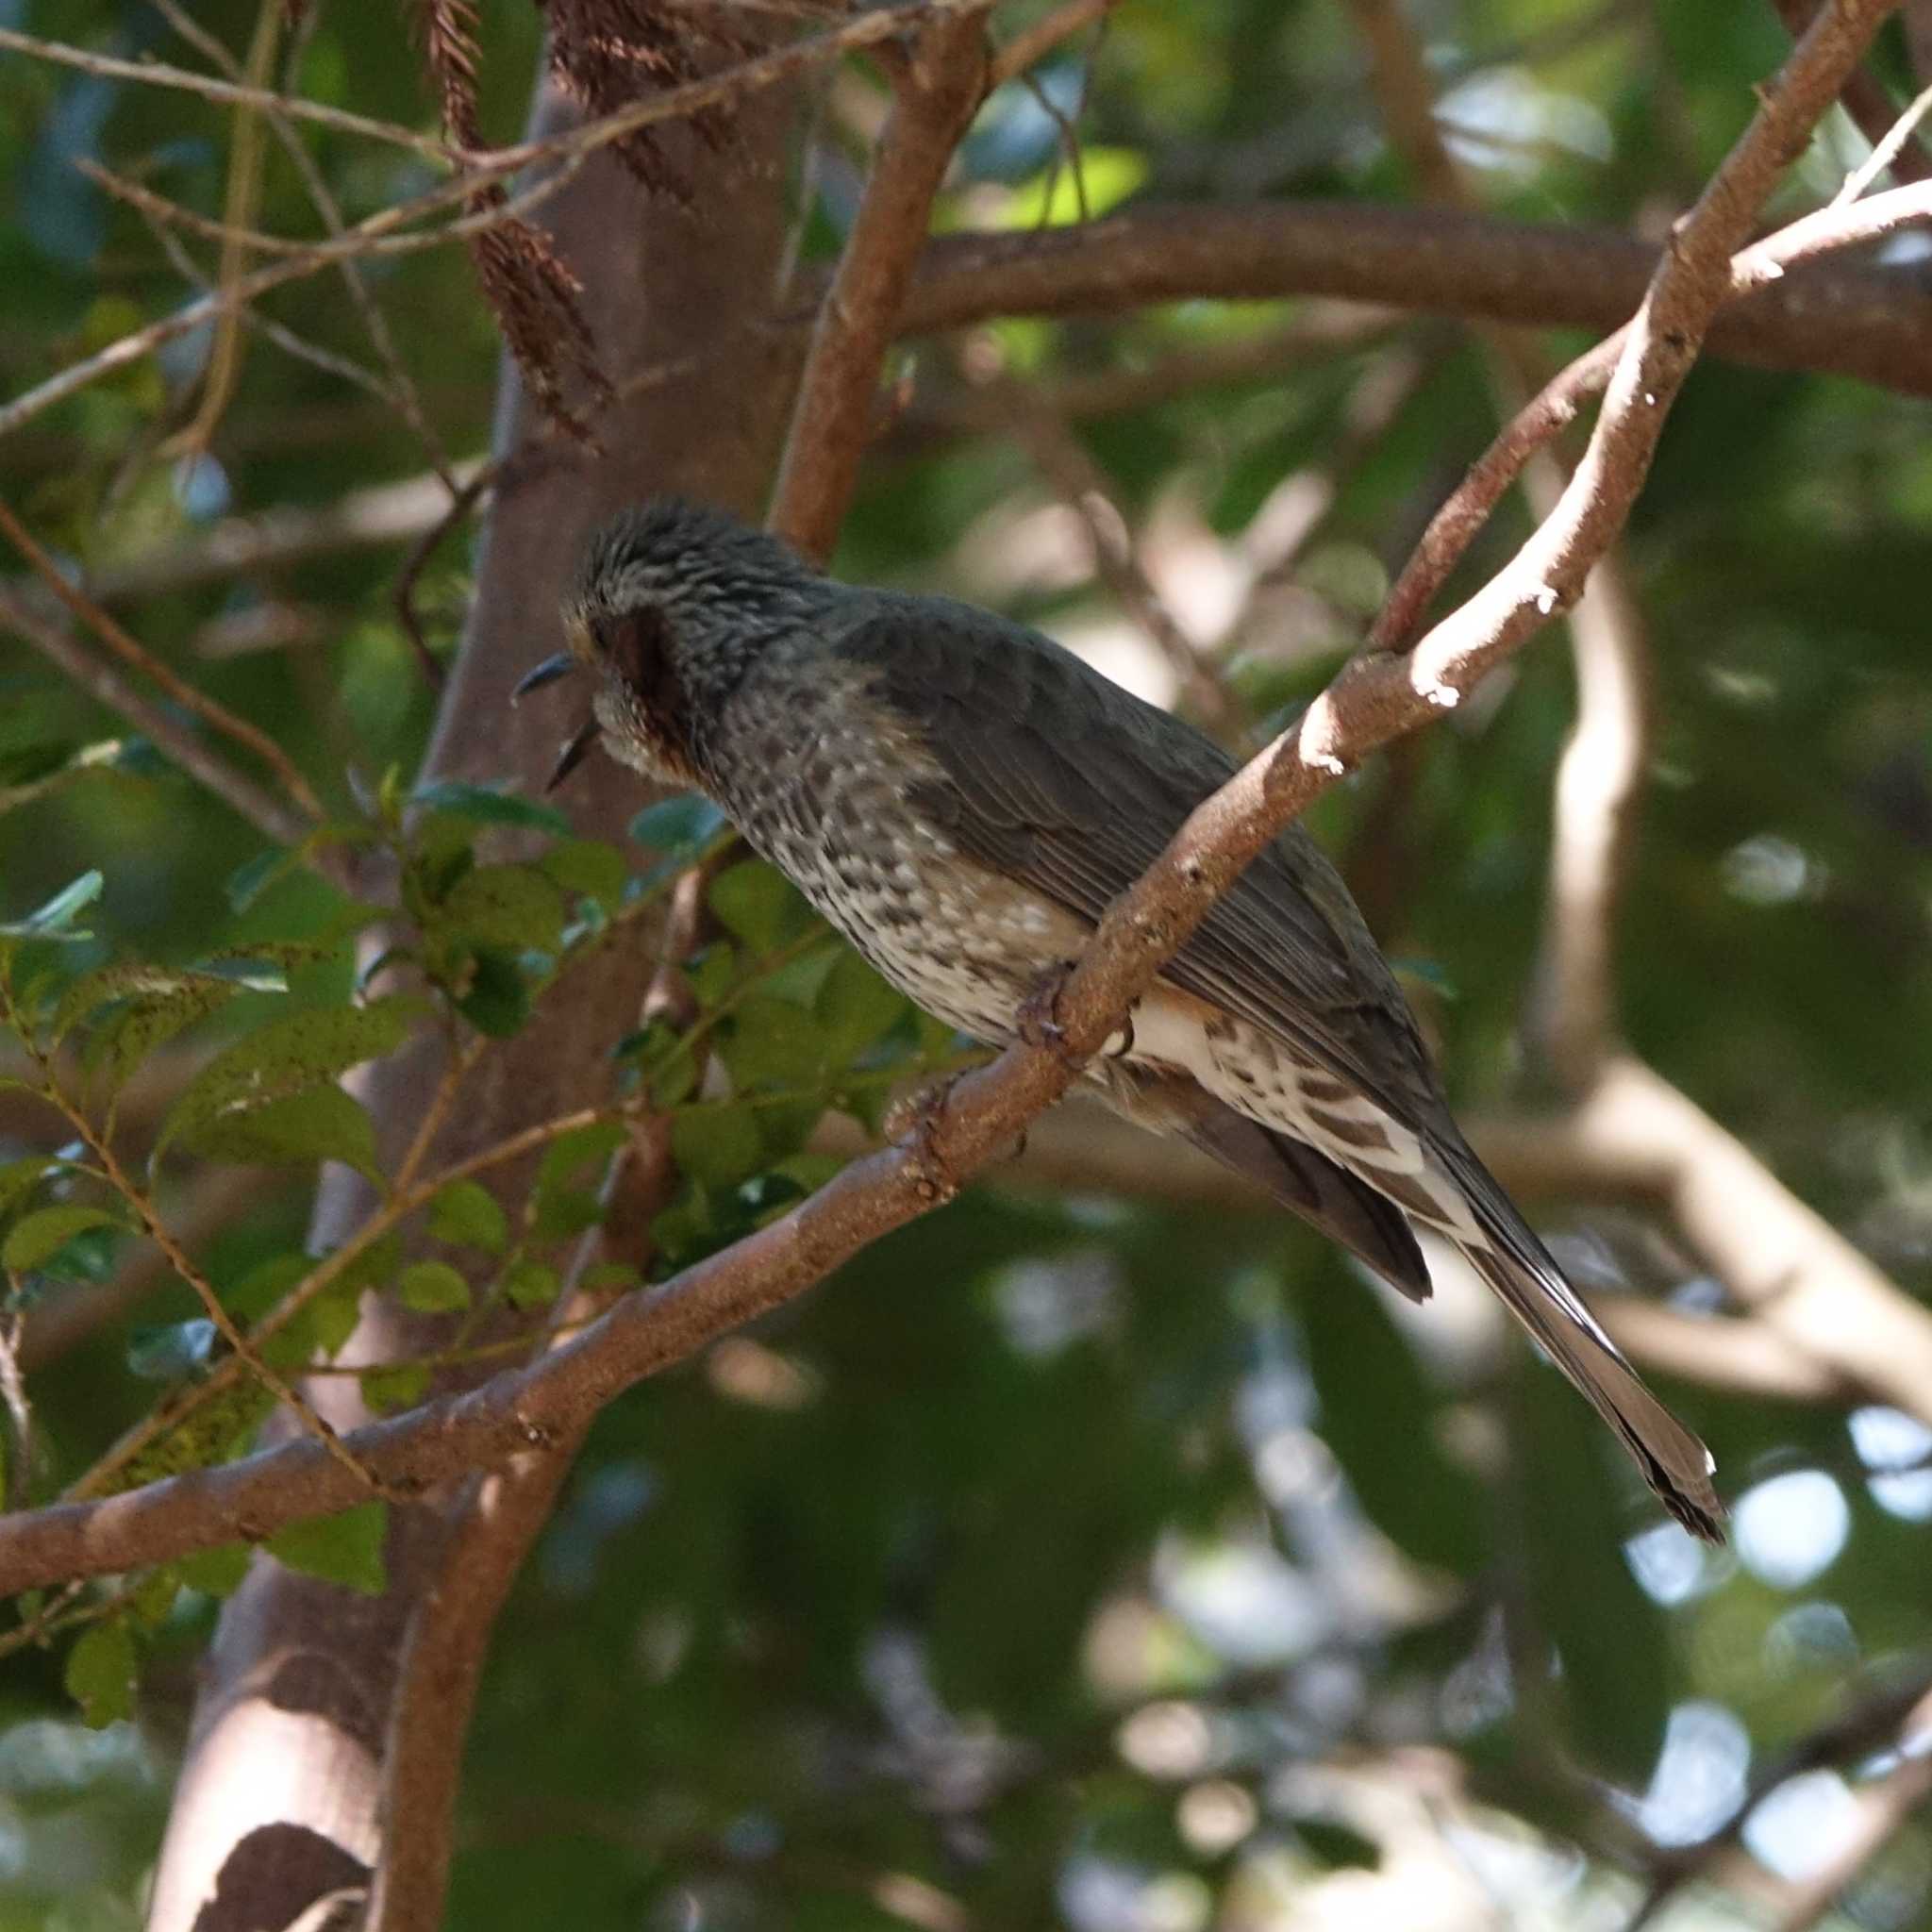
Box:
513;498;820;791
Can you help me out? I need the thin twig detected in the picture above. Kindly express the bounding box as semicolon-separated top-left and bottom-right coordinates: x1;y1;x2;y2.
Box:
147;0;458;489
989;0;1115;87
0;500;327;824
10;1017;393;1503
0;578;315;852
954;333;1238;732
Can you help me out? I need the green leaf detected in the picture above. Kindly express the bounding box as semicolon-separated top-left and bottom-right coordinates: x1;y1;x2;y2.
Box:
531;1121;625;1242
64;1620;137;1728
670;1104;766;1190
178;1085;381;1179
2;870;104;942
686;941;737;1008
179;1543;252;1597
126;1318;217;1382
0;1157;53;1220
708;859;817;956
412;779;571;837
427;1179;508;1257
628;792;728;858
267;1502;389;1594
453;948;530;1038
158;995;421;1159
502;1257;560;1309
814;948;908;1062
435;864;566;953
721;993;826;1090
84;974;242;1089
4;1204;125;1274
540;839;627;908
360;1363;429;1413
397;1260;470;1313
127;1568;180;1629
1293;1260;1485;1575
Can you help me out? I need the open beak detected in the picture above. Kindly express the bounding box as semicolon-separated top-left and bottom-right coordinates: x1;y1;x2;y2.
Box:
545;715;600;792
512;651;575;704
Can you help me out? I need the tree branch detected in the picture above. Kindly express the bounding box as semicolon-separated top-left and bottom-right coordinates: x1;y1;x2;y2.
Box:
768;8;990;558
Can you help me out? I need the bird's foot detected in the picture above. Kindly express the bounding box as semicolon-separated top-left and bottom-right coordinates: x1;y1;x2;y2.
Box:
886;1073;963;1208
1017;959;1079;1061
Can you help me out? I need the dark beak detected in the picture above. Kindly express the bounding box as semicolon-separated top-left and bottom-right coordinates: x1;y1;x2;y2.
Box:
545;715;600;792
512;652;575;704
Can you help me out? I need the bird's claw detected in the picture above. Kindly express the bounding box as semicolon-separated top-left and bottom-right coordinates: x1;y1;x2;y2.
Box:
1017;960;1078;1060
886;1074;962;1207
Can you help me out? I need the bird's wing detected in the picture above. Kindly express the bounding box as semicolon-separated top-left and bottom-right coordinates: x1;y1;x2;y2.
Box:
835;594;1445;1130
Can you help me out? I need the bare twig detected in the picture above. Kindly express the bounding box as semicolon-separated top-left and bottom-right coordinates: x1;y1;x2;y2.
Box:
988;0;1114;88
162;0;281;458
0;0;1004;448
1368;179;1932;653
0;579;315;851
955;334;1238;732
147;0;458;489
768;6;991;558
1773;0;1932;184
0;500;327;825
0;24;452;160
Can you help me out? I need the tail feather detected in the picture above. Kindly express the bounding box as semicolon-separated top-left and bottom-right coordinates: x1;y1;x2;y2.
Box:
1437;1141;1724;1541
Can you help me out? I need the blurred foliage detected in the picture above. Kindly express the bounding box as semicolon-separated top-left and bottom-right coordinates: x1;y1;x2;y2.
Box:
2;0;1932;1928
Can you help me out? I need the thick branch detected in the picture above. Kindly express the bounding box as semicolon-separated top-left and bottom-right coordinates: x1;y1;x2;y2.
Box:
899;198;1932;395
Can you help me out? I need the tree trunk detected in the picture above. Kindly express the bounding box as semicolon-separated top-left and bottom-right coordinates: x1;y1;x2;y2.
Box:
145;63;799;1932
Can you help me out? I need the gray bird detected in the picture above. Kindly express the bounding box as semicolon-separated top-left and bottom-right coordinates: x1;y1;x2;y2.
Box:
515;498;1723;1541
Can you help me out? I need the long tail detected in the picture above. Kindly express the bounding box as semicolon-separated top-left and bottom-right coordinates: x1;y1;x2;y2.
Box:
1436;1141;1724;1541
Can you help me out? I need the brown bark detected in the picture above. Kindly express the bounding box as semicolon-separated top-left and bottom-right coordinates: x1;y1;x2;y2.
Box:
143;63;800;1932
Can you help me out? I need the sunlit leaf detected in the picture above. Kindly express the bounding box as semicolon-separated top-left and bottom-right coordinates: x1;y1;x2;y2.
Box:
64;1620;137;1728
398;1259;471;1313
179;1543;252;1597
427;1178;508;1257
0;869;103;943
267;1502;389;1594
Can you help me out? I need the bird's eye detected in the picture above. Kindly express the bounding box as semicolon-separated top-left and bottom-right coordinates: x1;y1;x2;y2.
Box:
602;606;665;691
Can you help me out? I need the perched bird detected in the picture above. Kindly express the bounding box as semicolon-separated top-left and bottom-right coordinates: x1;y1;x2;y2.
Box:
515;498;1722;1541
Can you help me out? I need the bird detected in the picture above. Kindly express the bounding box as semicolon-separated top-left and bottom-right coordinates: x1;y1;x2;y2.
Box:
514;497;1723;1541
